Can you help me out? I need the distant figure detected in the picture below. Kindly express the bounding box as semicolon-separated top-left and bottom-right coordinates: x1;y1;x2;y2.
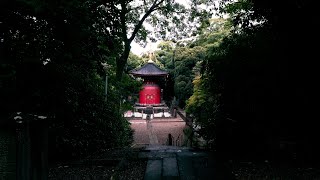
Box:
168;133;173;145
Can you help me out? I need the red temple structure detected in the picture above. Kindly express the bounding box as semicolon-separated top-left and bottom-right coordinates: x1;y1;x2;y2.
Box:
129;59;169;119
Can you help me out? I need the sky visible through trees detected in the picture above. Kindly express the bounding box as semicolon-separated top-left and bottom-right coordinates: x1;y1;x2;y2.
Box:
130;0;222;56
1;0;319;179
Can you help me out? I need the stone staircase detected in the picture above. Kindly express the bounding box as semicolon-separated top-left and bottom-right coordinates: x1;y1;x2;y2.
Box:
141;145;235;180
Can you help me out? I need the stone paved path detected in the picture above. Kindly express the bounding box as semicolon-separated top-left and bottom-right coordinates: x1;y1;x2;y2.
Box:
147;121;159;145
140;145;235;180
129;115;234;180
129;117;186;147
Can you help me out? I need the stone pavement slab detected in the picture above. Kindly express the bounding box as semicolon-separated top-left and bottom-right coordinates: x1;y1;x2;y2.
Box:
144;159;162;180
142;145;235;180
177;156;196;180
163;157;179;177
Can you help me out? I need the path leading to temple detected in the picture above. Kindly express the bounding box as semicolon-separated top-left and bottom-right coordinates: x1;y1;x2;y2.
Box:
140;145;234;180
48;114;234;179
129;116;186;147
128;114;234;180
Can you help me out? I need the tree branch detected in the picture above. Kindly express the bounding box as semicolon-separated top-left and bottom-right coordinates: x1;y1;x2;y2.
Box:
120;1;128;41
128;0;165;43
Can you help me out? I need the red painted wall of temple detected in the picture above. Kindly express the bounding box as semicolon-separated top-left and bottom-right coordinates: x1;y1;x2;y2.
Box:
139;82;161;104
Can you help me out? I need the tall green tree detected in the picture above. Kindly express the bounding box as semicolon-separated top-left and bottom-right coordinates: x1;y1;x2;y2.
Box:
155;18;230;108
190;0;318;163
113;0;216;78
185;18;231;148
0;0;133;160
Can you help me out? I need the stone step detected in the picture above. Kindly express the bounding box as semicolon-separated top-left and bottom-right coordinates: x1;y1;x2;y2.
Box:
177;156;196;180
163;157;179;178
144;159;162;180
142;145;233;180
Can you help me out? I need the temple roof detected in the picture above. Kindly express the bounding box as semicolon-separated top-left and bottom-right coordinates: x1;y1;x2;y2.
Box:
129;61;168;77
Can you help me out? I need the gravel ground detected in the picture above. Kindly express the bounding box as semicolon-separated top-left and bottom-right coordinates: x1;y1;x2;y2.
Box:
49;159;147;180
112;159;147;180
49;166;114;180
231;162;320;180
49;148;147;180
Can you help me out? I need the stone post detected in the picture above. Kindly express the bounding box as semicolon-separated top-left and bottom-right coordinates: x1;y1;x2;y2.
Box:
168;134;173;146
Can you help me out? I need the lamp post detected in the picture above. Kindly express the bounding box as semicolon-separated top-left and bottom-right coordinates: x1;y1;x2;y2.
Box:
171;49;177;117
102;61;108;102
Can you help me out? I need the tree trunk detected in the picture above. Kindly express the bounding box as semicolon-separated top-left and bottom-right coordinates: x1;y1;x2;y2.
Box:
116;42;131;80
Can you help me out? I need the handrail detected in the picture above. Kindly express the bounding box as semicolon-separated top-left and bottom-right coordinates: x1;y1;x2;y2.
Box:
176;134;181;146
166;133;183;146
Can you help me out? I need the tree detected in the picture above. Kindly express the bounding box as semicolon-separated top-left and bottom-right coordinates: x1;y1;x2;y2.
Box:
0;0;133;161
126;52;145;72
189;0;319;164
113;0;216;78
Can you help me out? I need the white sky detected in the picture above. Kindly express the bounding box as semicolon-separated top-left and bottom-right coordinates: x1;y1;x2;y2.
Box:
131;41;158;56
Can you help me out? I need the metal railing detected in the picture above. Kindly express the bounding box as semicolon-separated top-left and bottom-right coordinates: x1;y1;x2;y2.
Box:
166;133;183;146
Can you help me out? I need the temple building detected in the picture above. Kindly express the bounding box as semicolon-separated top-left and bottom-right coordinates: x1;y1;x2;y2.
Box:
129;58;170;119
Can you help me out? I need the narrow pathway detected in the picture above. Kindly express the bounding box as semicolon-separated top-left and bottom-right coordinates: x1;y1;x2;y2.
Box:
141;146;186;180
138;114;234;180
130;116;234;179
147;121;159;145
141;145;235;180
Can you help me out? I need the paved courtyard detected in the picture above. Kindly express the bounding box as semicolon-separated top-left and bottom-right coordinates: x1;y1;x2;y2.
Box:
129;116;187;147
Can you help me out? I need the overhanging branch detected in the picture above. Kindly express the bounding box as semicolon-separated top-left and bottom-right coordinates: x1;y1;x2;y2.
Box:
128;0;165;43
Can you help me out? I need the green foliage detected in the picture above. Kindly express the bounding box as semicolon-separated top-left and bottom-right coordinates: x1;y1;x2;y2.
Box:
186;74;221;145
157;18;230;108
183;18;232;148
187;0;319;163
126;52;145;72
114;0;217;78
119;73;143;112
0;0;134;161
186;76;206;114
158;45;206;107
49;63;133;159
